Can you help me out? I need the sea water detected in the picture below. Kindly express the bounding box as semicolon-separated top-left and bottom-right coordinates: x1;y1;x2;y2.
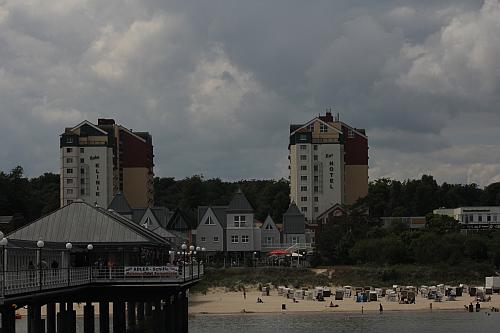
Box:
14;311;500;332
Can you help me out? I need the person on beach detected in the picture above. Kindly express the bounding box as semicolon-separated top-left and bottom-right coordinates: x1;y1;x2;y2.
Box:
379;303;383;313
243;288;246;300
476;301;481;312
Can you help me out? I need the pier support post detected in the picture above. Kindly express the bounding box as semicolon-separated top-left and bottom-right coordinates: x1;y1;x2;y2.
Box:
145;302;153;316
137;302;145;321
1;305;16;333
179;292;189;333
99;302;110;333
66;303;76;333
152;301;165;333
56;303;66;333
112;301;126;333
84;302;95;333
127;301;136;326
46;303;56;333
165;297;175;333
32;304;45;333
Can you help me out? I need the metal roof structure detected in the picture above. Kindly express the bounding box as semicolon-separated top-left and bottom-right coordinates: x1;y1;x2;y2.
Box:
283;202;306;234
226;188;254;212
107;192;133;215
8;201;170;246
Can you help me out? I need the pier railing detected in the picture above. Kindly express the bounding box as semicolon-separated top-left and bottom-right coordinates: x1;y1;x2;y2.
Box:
0;264;203;298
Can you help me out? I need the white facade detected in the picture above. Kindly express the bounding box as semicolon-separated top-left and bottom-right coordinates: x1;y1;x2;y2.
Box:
60;144;114;208
434;206;500;224
290;139;344;221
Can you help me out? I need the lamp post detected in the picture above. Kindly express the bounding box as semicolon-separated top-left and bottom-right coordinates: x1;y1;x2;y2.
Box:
37;240;44;289
195;247;200;278
87;244;93;281
253;252;257;268
181;243;187;282
66;242;72;286
189;245;195;280
0;236;7;296
201;248;206;274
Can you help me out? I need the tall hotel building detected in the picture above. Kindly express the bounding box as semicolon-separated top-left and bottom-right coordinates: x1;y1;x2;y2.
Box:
60;119;154;208
289;112;368;221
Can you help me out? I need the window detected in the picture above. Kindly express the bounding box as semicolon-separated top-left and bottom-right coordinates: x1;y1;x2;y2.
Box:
242;235;249;243
478;215;483;222
80;189;85;195
201;237;206;242
80;178;85;184
314;197;319;202
314;207;319;212
301;196;307;202
66;158;73;163
494;215;498;222
313;165;319;172
80;148;84;153
80;168;85;174
300;155;307;161
314;176;319;182
67;168;73;174
66;179;73;184
265;224;273;230
213;236;219;242
300;186;307;191
66;148;73;153
313;145;318;151
314;186;319;193
266;237;274;244
67;138;73;143
348;129;354;138
96;180;100;185
308;123;314;131
299;134;307;141
66;189;73;194
234;215;246;227
301;176;307;181
231;235;239;243
95;163;100;168
300;145;307;150
320;123;328;133
96;192;100;197
313;155;318;161
300;165;307;171
301;207;307;212
80;158;84;163
205;216;215;225
487;215;491;222
291;236;299;244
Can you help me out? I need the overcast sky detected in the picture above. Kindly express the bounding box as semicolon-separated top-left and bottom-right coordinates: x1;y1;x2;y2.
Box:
1;0;500;186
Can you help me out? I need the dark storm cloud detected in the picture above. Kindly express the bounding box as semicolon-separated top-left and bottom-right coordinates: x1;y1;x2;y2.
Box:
0;0;499;185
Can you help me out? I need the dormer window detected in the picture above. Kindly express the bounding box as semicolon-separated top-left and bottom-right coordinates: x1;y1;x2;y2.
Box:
308;123;314;132
205;216;215;225
265;224;273;230
320;123;328;133
348;129;354;138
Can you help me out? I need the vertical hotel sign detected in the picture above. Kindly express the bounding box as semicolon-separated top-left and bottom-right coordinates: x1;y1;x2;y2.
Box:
326;154;334;189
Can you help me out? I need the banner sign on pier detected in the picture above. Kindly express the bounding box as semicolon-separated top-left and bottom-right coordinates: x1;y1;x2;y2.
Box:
124;266;178;277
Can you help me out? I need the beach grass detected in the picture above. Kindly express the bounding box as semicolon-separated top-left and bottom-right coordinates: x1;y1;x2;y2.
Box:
193;262;495;293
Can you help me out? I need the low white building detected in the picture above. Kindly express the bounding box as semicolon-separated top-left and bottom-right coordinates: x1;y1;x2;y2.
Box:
433;206;500;230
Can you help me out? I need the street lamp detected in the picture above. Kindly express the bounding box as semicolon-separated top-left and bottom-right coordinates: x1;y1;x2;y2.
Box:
195;247;201;277
0;237;7;296
37;240;44;289
66;242;72;286
87;244;93;281
253;252;257;268
181;243;187;282
189;245;195;279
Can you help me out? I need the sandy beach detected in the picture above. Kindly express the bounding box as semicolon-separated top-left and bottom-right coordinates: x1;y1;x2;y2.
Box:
189;289;500;314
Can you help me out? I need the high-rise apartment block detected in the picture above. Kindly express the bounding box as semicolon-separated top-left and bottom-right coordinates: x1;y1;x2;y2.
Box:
289;112;368;221
60;119;154;208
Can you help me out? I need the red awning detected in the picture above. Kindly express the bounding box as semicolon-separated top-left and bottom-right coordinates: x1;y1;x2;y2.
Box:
267;249;289;256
